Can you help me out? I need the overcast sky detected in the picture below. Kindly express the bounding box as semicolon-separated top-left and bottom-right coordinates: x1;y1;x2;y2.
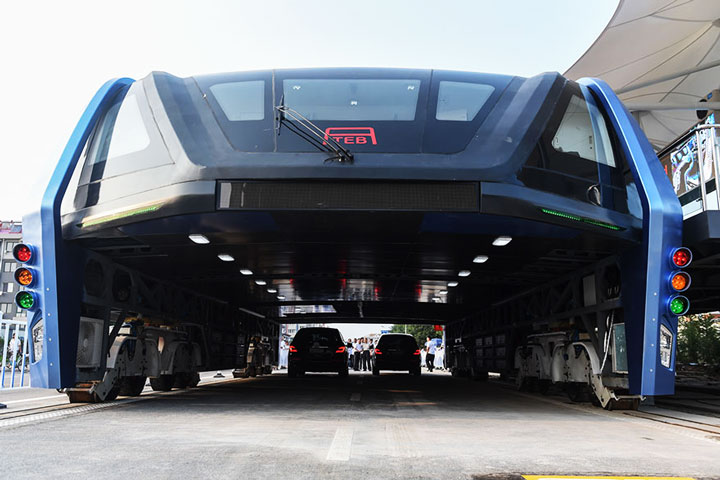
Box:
0;1;618;338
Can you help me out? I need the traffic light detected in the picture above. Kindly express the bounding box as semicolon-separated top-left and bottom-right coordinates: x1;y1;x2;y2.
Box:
12;243;38;311
668;247;692;316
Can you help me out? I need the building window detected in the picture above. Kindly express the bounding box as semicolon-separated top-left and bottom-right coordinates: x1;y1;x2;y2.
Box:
0;303;12;314
2;283;14;293
3;262;17;272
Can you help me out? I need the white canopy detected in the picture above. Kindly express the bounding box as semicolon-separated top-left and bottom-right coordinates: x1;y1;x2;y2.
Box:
565;0;720;150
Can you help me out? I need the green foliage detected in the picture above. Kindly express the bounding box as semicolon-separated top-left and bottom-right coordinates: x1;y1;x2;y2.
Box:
390;324;442;348
677;313;720;366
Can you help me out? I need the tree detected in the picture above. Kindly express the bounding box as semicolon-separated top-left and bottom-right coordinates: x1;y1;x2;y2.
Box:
390;324;442;348
677;313;720;369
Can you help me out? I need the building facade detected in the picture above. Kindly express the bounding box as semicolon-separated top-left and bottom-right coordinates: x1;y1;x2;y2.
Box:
0;221;25;322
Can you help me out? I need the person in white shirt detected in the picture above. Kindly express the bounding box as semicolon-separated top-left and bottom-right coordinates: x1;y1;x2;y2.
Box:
361;337;371;371
434;345;444;370
278;339;289;369
353;339;363;371
425;337;437;372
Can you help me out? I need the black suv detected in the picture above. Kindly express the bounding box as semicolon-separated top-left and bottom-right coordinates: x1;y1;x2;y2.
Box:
288;327;348;377
372;334;421;376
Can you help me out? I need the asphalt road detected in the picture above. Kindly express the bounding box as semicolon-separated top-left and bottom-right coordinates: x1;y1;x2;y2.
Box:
0;370;718;479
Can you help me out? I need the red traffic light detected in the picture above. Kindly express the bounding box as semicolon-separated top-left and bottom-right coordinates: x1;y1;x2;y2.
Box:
13;244;33;263
672;247;692;268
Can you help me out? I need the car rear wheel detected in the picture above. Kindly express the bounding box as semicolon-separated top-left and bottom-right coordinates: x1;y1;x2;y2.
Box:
339;366;348;377
372;366;380;376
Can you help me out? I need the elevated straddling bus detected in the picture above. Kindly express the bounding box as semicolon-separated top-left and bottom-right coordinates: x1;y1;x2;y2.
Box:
14;68;696;408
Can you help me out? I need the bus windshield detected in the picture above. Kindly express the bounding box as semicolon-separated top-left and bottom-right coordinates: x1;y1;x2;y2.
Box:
282;79;421;121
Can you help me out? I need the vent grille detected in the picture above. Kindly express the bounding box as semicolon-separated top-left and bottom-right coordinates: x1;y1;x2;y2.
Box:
218;181;479;212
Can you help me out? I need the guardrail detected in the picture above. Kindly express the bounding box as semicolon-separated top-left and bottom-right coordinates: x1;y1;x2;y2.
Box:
659;123;720;218
1;319;30;389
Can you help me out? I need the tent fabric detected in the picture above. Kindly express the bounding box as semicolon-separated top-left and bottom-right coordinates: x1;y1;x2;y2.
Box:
565;0;720;150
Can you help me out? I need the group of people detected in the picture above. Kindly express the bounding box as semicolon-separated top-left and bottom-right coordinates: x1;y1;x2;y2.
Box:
346;337;374;371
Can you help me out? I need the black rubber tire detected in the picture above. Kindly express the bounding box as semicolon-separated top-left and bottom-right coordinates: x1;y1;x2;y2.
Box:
412;367;421;376
118;376;146;397
566;383;590;403
339;367;349;377
187;372;200;388
247;365;257;378
288;366;297;378
150;374;174;392
173;372;191;389
537;379;551;395
372;367;380;376
104;385;120;402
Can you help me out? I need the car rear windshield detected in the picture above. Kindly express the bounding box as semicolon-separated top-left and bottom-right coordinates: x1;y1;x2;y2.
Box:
293;329;341;346
378;335;418;349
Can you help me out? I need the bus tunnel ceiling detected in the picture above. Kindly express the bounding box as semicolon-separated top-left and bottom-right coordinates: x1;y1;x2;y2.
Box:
79;211;629;323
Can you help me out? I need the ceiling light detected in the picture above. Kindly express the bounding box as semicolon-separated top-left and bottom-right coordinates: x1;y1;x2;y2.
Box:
277;295;286;300
458;270;471;277
240;269;253;275
439;290;448;295
447;281;458;287
217;254;234;262
493;236;512;246
473;255;488;263
255;279;267;286
267;288;277;294
188;234;209;244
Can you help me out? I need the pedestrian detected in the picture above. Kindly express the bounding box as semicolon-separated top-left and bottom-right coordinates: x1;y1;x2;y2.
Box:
353;338;362;371
434;345;444;370
347;339;354;368
361;337;371;371
425;337;436;372
278;338;288;369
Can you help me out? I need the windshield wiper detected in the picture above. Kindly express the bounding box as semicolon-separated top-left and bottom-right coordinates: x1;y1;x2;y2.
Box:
275;105;354;164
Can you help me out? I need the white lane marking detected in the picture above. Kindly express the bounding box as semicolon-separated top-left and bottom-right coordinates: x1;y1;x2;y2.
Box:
326;425;354;461
350;392;361;402
0;395;67;405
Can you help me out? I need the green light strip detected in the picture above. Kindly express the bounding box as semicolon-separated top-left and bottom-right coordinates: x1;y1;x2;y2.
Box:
79;203;163;228
540;208;623;231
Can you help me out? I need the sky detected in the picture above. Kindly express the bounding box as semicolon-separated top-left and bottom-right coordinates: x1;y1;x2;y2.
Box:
0;1;618;339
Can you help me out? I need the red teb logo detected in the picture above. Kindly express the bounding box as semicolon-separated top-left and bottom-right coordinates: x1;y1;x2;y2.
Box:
323;127;377;146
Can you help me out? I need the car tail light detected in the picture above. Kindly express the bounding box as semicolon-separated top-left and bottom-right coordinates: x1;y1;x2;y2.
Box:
289;345;297;353
335;346;346;353
413;349;421;355
374;348;382;355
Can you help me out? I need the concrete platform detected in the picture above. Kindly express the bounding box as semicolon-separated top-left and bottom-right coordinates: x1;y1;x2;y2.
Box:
0;371;718;479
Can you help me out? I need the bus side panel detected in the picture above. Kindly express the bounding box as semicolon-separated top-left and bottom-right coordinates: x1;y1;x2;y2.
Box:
24;78;134;388
582;78;683;396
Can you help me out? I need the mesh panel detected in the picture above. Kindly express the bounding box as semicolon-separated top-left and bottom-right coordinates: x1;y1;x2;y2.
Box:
218;181;479;211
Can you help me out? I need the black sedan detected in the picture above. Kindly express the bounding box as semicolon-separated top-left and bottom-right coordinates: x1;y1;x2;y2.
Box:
372;334;421;376
288;327;349;377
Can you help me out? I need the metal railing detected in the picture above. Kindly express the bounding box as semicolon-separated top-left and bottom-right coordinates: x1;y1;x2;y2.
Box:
1;319;30;389
659;123;720;218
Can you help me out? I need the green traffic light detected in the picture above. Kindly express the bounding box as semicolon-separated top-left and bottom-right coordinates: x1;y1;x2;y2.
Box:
669;296;689;315
15;291;35;309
